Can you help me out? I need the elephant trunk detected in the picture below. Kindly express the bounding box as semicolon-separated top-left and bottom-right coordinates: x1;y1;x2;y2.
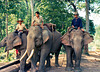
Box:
73;47;82;60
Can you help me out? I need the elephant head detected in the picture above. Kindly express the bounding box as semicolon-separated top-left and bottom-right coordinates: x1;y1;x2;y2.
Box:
61;29;93;53
20;26;50;61
0;32;22;52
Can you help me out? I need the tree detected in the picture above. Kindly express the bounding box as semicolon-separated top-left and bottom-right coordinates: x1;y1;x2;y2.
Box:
5;0;9;58
85;0;89;32
84;0;90;55
31;0;34;23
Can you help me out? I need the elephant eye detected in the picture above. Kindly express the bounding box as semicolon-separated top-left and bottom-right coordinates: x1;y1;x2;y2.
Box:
35;38;39;42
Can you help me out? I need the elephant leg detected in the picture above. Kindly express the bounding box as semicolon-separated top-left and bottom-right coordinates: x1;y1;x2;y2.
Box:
55;47;61;67
19;49;27;72
30;56;37;72
38;48;50;72
65;46;73;71
74;49;82;72
30;49;39;72
71;49;74;67
45;55;51;67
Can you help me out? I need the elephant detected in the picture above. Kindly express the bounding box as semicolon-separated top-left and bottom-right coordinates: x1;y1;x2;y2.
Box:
61;29;93;72
0;32;28;72
20;25;62;72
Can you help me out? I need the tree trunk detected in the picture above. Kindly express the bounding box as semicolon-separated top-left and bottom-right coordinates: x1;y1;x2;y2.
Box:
31;0;34;23
84;0;90;55
25;0;30;28
5;0;9;58
85;0;89;32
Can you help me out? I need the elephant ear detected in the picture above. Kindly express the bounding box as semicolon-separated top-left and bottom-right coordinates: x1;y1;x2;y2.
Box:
42;30;49;43
61;32;70;46
84;31;94;45
13;36;22;47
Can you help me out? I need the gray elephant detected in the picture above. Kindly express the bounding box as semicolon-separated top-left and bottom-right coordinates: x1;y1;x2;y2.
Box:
0;32;28;72
61;29;93;72
20;25;62;72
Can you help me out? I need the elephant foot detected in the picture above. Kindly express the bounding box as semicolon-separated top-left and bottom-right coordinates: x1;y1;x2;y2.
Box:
84;52;90;56
19;70;26;72
65;67;73;71
31;68;37;72
55;64;60;67
74;67;82;72
45;64;51;68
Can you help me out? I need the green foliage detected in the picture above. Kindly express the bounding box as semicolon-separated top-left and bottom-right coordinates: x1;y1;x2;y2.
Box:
36;1;73;35
0;50;16;62
80;17;95;35
0;0;97;62
89;25;100;51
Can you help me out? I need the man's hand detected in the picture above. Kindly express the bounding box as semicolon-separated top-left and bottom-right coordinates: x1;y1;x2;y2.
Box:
40;25;44;29
81;29;84;31
31;24;33;26
26;29;29;31
78;27;80;29
72;25;74;28
41;26;44;29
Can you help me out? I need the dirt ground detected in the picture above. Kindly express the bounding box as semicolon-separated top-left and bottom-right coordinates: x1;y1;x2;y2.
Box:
0;52;100;72
43;52;100;72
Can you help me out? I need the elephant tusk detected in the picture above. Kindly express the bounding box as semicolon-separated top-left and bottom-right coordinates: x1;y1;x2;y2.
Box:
26;49;34;63
20;50;27;61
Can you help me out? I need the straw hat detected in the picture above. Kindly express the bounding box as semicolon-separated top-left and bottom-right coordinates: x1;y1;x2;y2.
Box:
17;18;24;23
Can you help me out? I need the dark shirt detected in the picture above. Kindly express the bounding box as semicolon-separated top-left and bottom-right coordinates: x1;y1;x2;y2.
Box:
71;18;83;28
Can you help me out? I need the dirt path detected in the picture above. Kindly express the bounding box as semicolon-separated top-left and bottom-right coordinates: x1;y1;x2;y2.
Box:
1;52;100;72
46;52;100;72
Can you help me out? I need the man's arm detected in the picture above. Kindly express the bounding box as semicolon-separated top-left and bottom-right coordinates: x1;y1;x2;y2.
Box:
31;21;34;26
41;16;44;29
15;25;19;31
24;25;28;31
71;20;74;28
42;21;43;26
79;19;84;31
78;18;83;29
25;27;28;31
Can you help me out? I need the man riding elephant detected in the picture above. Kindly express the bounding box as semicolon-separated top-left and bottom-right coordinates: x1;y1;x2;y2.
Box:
31;11;44;29
71;12;84;31
15;18;28;59
16;18;28;38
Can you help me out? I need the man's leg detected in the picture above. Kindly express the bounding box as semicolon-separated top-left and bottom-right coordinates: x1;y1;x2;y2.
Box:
18;32;23;38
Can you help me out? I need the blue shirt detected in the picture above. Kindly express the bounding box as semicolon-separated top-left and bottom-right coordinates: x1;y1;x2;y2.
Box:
71;18;83;28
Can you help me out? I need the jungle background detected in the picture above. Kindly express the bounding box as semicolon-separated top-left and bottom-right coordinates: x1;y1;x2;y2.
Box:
0;0;100;62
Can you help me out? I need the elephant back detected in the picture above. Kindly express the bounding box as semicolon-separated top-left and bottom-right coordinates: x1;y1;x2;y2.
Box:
51;31;62;52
